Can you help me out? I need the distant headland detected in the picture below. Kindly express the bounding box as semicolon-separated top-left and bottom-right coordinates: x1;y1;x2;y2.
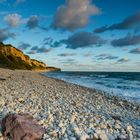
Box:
0;42;61;71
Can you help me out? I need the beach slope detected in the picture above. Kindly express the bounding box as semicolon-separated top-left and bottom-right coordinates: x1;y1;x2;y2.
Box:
0;68;139;139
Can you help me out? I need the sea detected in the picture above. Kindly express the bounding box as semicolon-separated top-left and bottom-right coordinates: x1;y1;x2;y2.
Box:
44;71;140;103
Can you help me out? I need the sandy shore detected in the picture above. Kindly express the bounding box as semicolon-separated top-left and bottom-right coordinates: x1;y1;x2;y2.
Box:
0;68;140;140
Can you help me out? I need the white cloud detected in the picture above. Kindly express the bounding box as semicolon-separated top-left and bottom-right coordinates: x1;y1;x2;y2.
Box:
52;0;100;31
4;13;22;27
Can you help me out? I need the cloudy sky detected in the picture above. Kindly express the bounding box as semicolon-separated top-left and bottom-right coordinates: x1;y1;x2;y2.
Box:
0;0;140;71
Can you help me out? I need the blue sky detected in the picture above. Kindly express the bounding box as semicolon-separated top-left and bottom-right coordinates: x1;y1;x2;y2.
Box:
0;0;140;71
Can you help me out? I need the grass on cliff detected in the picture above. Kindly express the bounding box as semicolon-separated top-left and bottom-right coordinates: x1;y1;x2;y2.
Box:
0;55;32;70
0;54;47;70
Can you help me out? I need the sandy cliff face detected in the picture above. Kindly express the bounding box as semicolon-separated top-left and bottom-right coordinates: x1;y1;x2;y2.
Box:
30;59;47;68
0;43;31;64
0;42;60;71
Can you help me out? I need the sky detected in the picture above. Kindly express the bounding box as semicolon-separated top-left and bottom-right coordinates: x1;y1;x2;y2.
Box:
0;0;140;71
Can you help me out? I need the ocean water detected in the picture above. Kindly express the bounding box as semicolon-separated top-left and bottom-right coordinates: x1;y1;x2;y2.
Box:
44;71;140;103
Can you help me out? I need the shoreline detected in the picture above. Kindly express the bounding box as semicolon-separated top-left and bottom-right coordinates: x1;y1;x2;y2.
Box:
40;73;140;118
41;72;140;107
0;68;140;139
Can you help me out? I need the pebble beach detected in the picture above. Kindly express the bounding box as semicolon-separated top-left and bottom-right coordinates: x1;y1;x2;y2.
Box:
0;68;140;140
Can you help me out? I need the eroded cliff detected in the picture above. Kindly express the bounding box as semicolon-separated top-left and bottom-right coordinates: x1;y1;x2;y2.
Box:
0;42;60;71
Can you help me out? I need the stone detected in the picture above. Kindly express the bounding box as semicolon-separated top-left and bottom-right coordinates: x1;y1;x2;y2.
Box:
0;77;6;81
0;137;4;140
95;129;102;135
71;123;81;137
115;123;121;129
129;132;133;140
46;138;51;140
108;134;116;140
43;134;50;139
66;127;73;136
18;97;25;103
118;135;127;139
61;127;66;135
93;133;99;139
80;132;90;140
100;124;107;129
69;136;77;140
0;97;5;106
70;114;76;123
48;113;54;123
99;133;109;140
1;113;45;140
126;125;133;131
49;130;58;138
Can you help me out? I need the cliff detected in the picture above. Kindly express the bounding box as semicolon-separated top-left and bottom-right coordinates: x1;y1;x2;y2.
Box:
46;67;61;72
0;42;61;71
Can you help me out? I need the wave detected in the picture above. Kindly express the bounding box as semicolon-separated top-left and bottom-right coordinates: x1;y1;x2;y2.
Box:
44;71;140;103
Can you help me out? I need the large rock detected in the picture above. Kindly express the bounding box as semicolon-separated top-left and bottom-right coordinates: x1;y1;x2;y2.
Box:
1;113;45;140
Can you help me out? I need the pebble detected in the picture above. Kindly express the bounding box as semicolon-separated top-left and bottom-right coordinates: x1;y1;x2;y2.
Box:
0;97;5;106
115;123;121;129
69;136;77;140
126;125;133;131
119;135;127;139
80;132;90;140
0;69;139;140
99;133;109;140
